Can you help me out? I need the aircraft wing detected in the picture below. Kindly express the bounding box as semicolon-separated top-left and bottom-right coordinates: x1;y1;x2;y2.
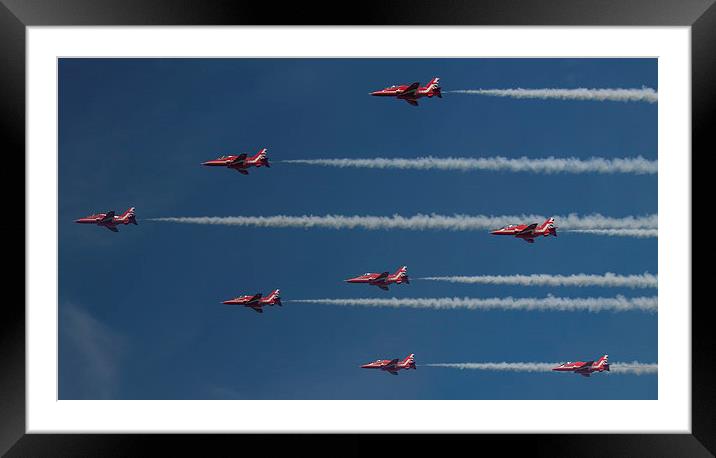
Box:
388;370;399;375
100;211;115;223
247;293;262;304
402;82;420;94
249;306;263;313
374;272;389;280
579;372;591;377
376;284;389;291
229;153;247;164
516;223;538;235
104;225;119;232
575;361;594;372
236;169;249;175
403;99;419;107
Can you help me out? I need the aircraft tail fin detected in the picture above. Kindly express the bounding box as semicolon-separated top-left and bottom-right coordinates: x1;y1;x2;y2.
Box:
393;265;409;283
596;354;609;370
264;289;281;305
542;217;557;236
121;207;138;225
426;77;441;97
397;353;416;369
255;148;270;167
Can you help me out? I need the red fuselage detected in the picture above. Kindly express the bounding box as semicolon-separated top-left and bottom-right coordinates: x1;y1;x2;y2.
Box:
345;266;409;291
490;218;557;243
75;207;137;232
202;148;270;175
552;355;610;377
370;78;441;106
361;354;416;375
222;289;281;313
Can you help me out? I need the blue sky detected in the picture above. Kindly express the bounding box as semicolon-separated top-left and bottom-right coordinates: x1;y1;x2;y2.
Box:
58;58;657;400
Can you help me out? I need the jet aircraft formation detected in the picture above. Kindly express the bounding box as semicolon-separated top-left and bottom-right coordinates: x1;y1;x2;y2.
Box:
72;76;622;378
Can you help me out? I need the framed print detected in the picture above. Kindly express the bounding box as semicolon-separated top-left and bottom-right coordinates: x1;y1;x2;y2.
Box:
4;0;712;455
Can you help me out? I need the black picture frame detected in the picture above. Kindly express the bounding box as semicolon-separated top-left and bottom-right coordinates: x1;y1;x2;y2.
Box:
3;0;711;455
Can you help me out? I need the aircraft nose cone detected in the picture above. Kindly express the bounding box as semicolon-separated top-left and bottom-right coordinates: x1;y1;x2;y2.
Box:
370;91;380;96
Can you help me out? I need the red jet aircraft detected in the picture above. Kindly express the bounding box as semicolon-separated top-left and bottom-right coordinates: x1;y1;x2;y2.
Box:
370;77;442;106
345;266;409;291
552;354;610;377
490;217;557;243
222;289;281;313
202;148;270;175
75;207;137;232
361;354;416;375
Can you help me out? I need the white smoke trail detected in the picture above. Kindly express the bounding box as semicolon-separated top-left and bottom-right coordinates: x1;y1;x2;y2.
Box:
420;272;657;289
567;229;658;238
448;87;658;103
148;213;656;234
423;362;657;375
425;362;555;372
288;295;657;313
609;362;659;375
282;156;657;175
